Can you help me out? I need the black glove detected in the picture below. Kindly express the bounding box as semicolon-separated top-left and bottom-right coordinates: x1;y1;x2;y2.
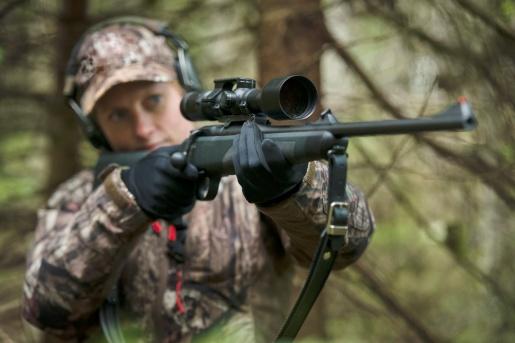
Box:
233;121;308;205
121;146;198;221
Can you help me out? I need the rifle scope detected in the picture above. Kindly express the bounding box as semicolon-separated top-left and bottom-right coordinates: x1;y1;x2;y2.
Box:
180;75;318;121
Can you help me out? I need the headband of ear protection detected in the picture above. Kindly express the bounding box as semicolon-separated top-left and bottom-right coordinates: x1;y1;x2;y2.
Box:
63;16;202;150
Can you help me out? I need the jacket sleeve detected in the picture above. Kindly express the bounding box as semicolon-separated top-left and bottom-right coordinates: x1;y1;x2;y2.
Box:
22;168;150;339
257;161;375;269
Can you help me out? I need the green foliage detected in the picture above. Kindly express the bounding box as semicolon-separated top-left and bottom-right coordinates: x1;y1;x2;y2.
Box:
444;222;468;259
80;140;99;168
499;142;514;163
0;133;45;206
501;0;515;20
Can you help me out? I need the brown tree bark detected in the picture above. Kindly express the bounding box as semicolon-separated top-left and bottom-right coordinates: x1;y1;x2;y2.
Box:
45;0;88;195
256;0;329;339
257;0;327;121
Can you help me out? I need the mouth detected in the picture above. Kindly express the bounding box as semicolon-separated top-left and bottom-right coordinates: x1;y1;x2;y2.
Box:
143;142;165;151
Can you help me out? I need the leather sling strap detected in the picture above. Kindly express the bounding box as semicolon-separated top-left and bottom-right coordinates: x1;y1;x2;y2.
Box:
275;143;349;342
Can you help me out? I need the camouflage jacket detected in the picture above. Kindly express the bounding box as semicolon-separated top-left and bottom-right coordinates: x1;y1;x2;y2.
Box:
22;161;375;342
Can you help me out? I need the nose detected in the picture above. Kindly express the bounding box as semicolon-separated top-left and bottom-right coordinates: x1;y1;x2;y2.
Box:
133;109;156;140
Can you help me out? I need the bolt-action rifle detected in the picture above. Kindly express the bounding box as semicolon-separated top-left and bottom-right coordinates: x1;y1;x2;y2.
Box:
175;75;476;201
95;75;476;342
174;75;476;342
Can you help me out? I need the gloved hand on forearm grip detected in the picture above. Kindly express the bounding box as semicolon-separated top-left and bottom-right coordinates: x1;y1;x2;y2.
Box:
233;120;308;205
121;146;198;221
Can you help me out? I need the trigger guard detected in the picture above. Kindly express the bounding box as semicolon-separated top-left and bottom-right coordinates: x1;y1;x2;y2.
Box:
197;176;221;200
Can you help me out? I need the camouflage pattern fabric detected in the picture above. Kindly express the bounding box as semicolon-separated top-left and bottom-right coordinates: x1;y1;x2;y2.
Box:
70;23;177;114
22;161;375;342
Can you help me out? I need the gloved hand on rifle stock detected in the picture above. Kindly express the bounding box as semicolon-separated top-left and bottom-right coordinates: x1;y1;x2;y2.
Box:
233;120;308;206
121;146;198;221
121;121;308;219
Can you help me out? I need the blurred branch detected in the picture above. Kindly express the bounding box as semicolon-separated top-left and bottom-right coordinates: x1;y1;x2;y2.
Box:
361;1;515;110
0;88;52;106
0;0;27;21
351;260;446;343
364;137;413;198
329;274;386;317
165;0;211;22
453;0;515;43
92;0;213;27
194;24;256;47
366;80;436;197
345;34;394;49
319;17;515;210
354;140;515;313
0;329;16;343
324;30;404;116
419;139;514;209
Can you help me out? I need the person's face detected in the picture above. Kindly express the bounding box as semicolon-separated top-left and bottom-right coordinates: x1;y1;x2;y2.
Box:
93;81;194;152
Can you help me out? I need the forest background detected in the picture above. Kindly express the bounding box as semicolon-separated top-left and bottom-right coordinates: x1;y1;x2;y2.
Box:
0;0;514;342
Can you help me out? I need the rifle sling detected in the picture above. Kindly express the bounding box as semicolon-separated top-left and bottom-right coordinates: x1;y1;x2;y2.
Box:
275;143;349;342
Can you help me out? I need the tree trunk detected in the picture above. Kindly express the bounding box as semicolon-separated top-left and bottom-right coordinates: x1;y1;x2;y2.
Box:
257;0;326;121
45;0;88;195
256;0;328;339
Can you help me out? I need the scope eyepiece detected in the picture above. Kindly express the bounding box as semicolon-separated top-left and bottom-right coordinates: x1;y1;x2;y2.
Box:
180;75;318;122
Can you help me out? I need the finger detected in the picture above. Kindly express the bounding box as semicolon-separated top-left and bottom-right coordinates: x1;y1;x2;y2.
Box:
166;162;198;181
232;134;243;176
250;121;267;165
239;122;251;171
261;138;289;179
245;121;269;174
237;122;267;192
170;151;187;170
182;163;199;180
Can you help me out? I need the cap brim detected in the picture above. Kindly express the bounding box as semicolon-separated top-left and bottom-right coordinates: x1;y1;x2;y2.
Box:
81;63;176;114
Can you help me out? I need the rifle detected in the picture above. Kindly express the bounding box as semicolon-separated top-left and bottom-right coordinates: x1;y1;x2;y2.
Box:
95;75;476;342
176;75;476;342
176;75;476;200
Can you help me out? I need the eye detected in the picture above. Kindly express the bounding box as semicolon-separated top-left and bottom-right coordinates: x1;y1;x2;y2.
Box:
144;94;162;109
108;109;130;123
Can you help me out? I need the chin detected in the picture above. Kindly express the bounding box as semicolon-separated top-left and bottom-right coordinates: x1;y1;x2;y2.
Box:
144;144;159;151
145;142;169;151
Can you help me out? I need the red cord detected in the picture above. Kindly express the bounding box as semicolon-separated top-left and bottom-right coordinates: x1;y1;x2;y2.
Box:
168;225;176;241
151;221;162;234
175;270;186;314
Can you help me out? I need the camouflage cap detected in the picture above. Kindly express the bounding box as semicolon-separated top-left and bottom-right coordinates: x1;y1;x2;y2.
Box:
72;22;177;114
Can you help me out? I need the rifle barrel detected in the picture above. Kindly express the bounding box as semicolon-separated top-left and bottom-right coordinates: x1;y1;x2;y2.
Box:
263;101;476;137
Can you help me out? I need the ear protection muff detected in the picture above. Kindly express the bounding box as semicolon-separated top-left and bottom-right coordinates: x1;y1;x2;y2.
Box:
63;16;202;150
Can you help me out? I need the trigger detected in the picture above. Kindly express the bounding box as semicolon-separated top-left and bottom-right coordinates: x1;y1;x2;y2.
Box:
197;176;221;200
